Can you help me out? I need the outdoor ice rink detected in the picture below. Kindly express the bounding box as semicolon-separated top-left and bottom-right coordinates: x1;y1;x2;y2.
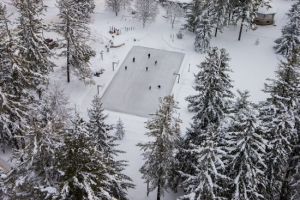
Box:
102;46;185;117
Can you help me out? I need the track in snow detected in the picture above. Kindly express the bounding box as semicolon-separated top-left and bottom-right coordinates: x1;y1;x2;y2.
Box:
102;46;184;117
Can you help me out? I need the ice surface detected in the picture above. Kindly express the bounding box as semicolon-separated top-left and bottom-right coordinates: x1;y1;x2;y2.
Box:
101;46;184;117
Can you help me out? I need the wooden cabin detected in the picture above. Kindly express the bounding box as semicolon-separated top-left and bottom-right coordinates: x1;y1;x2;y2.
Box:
254;5;276;25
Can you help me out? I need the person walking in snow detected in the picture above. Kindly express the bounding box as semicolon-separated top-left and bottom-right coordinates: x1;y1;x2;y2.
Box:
133;57;135;62
148;53;150;59
157;85;161;89
125;66;127;70
146;67;149;71
154;60;157;65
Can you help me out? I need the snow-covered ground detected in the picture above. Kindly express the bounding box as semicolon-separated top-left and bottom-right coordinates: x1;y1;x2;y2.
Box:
0;0;294;199
102;46;184;117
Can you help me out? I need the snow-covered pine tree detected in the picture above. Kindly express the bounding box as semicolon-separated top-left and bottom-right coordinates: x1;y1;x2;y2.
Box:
178;47;234;190
276;50;300;200
1;122;64;200
56;0;96;83
260;53;300;199
233;0;268;40
106;0;130;16
179;124;229;200
184;0;203;32
194;12;213;53
74;0;95;19
115;118;125;140
138;95;181;200
135;0;158;27
274;1;300;59
0;3;34;149
14;0;54;88
211;0;229;37
186;47;233;134
224;90;266;200
56;113;115;200
0;88;72;200
280;136;300;200
87;95;134;199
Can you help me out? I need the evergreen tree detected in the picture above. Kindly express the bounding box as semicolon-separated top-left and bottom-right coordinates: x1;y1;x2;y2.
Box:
74;0;95;19
56;0;96;83
177;48;234;198
14;0;54;88
115;118;125;140
56;113;117;200
0;3;27;148
225;91;266;200
135;0;158;27
0;0;52;149
186;47;233;137
179;125;228;200
184;0;203;32
194;13;213;53
138;95;181;200
260;53;300;199
234;0;267;40
0;89;71;200
212;0;229;37
87;95;134;199
274;1;300;58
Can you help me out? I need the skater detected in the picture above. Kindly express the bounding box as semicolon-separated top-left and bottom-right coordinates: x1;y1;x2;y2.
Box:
125;66;127;70
157;85;161;89
154;60;157;65
149;86;151;90
148;53;150;59
132;57;135;62
146;67;148;71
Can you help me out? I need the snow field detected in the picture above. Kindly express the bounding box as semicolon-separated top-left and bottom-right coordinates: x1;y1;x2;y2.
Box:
102;46;185;117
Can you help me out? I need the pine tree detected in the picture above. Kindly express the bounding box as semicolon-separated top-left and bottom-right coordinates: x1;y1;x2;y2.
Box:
212;0;229;37
138;95;181;200
179;125;229;200
274;1;300;58
74;0;95;19
194;13;213;53
115;118;125;140
0;89;71;200
178;48;234;186
56;0;96;83
0;3;26;148
135;0;158;27
14;0;54;88
184;0;203;32
260;53;300;199
186;47;233;136
87;95;134;199
234;0;267;40
225;91;266;200
56;113;111;200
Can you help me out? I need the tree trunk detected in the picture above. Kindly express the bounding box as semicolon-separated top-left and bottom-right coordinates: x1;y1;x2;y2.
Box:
238;17;244;41
66;11;70;83
157;178;161;200
215;27;218;37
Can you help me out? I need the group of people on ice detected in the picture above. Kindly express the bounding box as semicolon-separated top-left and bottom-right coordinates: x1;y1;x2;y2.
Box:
124;53;161;90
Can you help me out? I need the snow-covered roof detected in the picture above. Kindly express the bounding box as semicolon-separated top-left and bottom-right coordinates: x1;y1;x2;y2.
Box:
258;3;276;14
